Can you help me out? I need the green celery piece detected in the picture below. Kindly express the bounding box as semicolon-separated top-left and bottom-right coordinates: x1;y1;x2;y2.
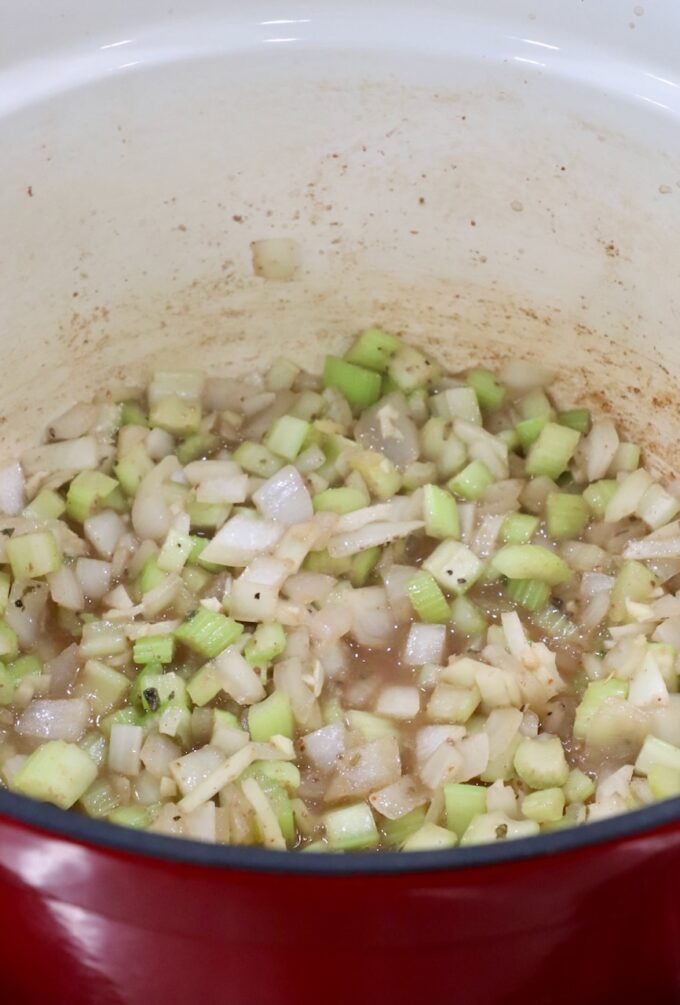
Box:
176;432;220;465
505;578;550;612
322;356;382;412
500;512;539;545
265;415;311;461
233;441;283;478
407;570;451;623
0;620;18;661
245;622;287;666
0;572;10;616
138;554;167;595
525;422;581;479
13;740;97;809
6;531;61;579
74;659;130;716
492;544;571;585
583;479;618;518
323;802;379;850
445;783;487;837
312;487;368;514
347;450;401;500
346;710;399;741
175;607;243;658
120;400;149;427
187;497;230;531
0;662;14;705
422;539;484;595
423;484;460;539
515;415;547;450
108;806;153;829
66;471;118;523
466;368;506;410
381;806;427;847
519;388;555;421
448;460;494;501
266;356;300;391
609;560;657;624
636;735;680;777
573;679;628;741
513;735;569;790
115;443;154;496
648;763;680;800
7;654;42;680
387;344;441;392
521;787;565;823
80;779;120;818
157;528;193;574
402;461;438;491
611;442;640;474
303;549;352;577
150;394;201;436
187;536;223;573
546;492;589;540
248;691;294;741
450;595;487;636
529;605;577;641
23;488;66;521
558;408;591;434
243;760;301;794
403;823;458;851
133;634;175;665
290;390;326;422
187;662;223;707
129;660;164;707
344;328;402;372
350;547;381;588
564;768;595;804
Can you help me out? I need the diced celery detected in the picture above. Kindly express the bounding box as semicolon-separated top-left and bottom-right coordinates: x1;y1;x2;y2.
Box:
187;536;223;573
583;479;618;518
80;778;120;818
648;763;680;800
0;573;10;617
423;484;460;540
323;802;379;850
23;488;66;521
403;822;457;851
350;547;381;588
150;395;200;437
79;730;107;767
248;691;294;741
423;539;484;596
637;483;680;531
138;671;187;716
648;643;678;692
448;460;494;501
564;768;595;804
346;709;398;741
115;443;154;496
245;622;287;666
461;813;539;845
466;368;506;411
186;662;222;706
312;487;368;514
515;415;547;450
347;450;401;500
525;422;580;479
290;390;325;422
505;578;550;612
557;408;591;434
244;759;301;794
120;400;149;427
65;471;118;523
99;707;142;737
387;344;441;392
573;678;628;741
610;442;640;475
133;634;175;665
529;605;577;641
233;441;283;477
13;740;97;809
427;683;480;724
546;492;589;539
303;549;352;577
108;806;152;829
74;659;130;715
500;512;539;545
431;387;481;425
381;806;427;846
265;415;311;461
513;735;569;789
137;554;166;595
521;787;565;823
636;735;680;777
0;663;14;705
344;328;401;372
176;432;220;465
407;571;451;623
445;782;487;837
7;654;43;681
129;661;163;707
492;544;571;585
519;389;555;421
175;607;243;658
0;621;18;660
402;461;437;491
609;560;657;624
187;497;230;531
322;356;382;412
6;531;61;579
157;528;193;573
80;620;128;659
450;595;487;636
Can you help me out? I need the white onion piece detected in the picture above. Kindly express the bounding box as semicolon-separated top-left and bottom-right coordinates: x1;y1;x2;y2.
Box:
471;514;505;559
0;463;25;516
21;436;99;477
335;503;395;534
108;723;143;776
201;513;284;567
369;774;427;820
420;741;463;789
382;564;419;622
307;603;352;646
485;780;518;817
183;801;217;843
240;556;291;589
140;733;181;779
253;466;313;526
326;736;401;802
47;565;85;612
84;509;126;559
273;658;319;729
583;419;620;483
498;359;555;392
624;536;680;560
483;707;523;759
241;776;286;849
216;648;266;705
354;394;419;470
580;572;615;598
629;652;669;708
403;623;446;666
375;686;420;720
46;644;80;697
328;520;424;558
251;238;299;281
48;402;98;440
454;420;509;480
170;745;226;796
146;428;176;461
284;571;335;605
480;480;522;516
75;558;112;601
456;732;490;782
300;723;346;772
134;770;163;806
345;587;395;648
5;583;48;648
197;475;248;505
132;455;180;542
16;698;90;742
2;755;27;786
230;578;279;622
414;725;465;768
204;376;256;412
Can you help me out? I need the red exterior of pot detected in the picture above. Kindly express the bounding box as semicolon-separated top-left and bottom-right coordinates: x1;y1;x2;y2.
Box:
1;808;680;1005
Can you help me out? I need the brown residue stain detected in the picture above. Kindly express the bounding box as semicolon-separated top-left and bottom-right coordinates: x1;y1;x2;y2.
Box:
26;186;33;198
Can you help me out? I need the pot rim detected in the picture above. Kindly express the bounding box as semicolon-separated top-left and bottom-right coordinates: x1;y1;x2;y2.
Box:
1;785;679;875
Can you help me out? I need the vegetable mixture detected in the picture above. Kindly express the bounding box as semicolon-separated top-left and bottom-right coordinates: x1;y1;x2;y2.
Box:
1;328;680;852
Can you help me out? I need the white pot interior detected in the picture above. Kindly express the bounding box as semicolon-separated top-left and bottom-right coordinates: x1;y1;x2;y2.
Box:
1;0;679;471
